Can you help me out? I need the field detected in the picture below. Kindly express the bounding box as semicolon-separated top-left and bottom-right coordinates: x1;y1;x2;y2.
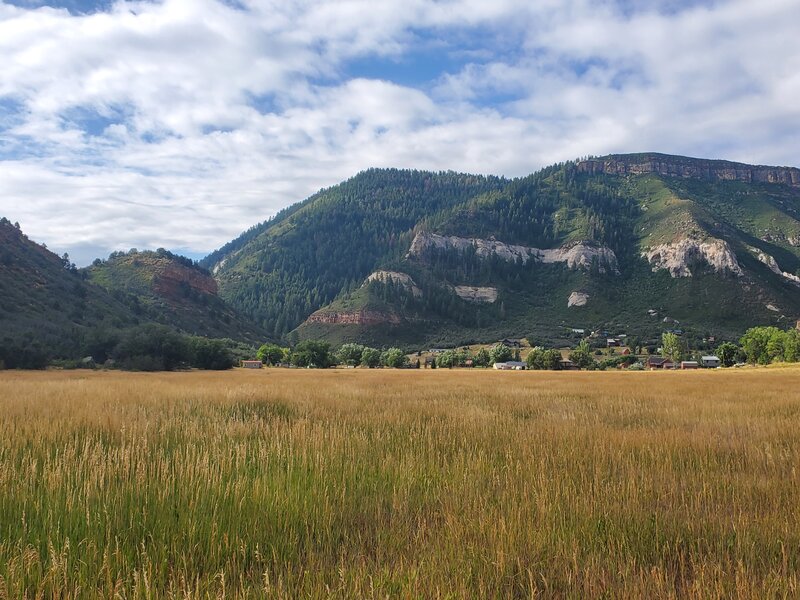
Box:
1;368;799;598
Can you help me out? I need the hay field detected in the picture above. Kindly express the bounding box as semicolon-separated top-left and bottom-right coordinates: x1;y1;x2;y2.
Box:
1;367;799;598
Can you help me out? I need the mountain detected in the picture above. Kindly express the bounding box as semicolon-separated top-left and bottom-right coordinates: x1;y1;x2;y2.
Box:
201;168;506;338
0;219;267;366
0;217;141;364
208;154;800;349
86;249;267;342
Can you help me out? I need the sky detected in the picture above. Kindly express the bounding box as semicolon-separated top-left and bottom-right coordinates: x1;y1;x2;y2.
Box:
1;0;799;265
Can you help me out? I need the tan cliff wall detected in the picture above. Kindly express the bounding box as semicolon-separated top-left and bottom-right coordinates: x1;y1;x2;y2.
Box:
577;156;800;187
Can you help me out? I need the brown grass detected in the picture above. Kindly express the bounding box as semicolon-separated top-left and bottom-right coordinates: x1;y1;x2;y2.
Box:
1;367;799;598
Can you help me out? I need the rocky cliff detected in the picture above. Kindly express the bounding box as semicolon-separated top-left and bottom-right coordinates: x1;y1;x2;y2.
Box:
408;232;619;273
365;270;422;297
453;285;498;303
567;291;589;307
752;249;800;286
154;263;218;300
577;154;800;187
305;309;403;326
642;238;743;278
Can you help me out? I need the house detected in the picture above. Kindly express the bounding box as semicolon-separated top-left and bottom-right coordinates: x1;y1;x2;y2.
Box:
621;348;631;356
701;356;721;368
493;361;526;370
646;356;675;370
241;360;263;369
607;338;621;347
570;328;585;334
559;359;579;370
680;361;699;370
464;359;474;368
501;338;523;348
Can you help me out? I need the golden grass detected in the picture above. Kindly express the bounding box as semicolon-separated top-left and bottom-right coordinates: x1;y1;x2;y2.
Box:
1;367;799;598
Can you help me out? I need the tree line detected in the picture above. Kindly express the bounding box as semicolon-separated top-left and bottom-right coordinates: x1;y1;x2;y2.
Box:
659;326;800;366
256;341;411;369
0;324;244;371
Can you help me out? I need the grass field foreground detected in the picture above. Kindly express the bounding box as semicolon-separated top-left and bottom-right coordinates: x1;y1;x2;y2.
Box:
1;368;799;598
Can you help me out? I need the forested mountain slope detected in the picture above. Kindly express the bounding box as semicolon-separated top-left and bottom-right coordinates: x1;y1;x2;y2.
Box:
0;218;141;364
0;219;267;366
204;169;506;337
204;154;800;348
87;250;267;342
3;153;798;358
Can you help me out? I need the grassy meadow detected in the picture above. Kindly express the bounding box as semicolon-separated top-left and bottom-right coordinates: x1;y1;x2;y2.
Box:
1;367;799;598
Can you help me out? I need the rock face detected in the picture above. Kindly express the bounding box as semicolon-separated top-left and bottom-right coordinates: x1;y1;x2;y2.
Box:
305;310;402;326
154;264;218;299
567;291;589;307
577;155;800;187
643;238;743;278
366;270;422;297
454;285;498;303
408;232;619;273
754;250;800;286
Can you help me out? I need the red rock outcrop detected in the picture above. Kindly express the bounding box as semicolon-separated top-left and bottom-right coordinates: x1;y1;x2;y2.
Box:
153;264;218;299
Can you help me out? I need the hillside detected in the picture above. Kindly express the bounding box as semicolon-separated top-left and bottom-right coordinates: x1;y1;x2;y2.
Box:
203;168;506;338
86;250;267;342
0;218;141;363
0;219;268;366
204;154;800;349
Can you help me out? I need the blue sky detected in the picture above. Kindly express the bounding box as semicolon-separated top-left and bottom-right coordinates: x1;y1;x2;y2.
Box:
1;0;799;265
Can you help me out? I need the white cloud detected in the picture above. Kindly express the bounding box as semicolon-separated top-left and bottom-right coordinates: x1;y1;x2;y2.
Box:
0;0;798;264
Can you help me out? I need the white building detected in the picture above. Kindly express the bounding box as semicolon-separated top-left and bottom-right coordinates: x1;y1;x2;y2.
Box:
493;361;526;370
